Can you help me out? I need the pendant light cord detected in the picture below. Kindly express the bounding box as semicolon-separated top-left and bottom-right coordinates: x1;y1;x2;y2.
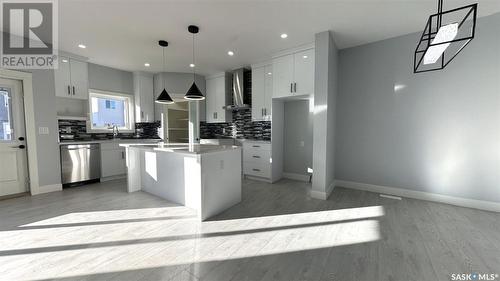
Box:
437;0;443;27
192;33;196;81
162;47;166;89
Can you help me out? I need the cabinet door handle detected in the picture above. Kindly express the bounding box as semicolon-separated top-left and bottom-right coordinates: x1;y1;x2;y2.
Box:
215;112;218;119
264;108;267;116
290;83;293;93
294;83;297;93
252;168;261;172
72;86;76;95
252;145;260;148
121;151;125;159
261;108;264;117
67;85;71;95
252;155;261;158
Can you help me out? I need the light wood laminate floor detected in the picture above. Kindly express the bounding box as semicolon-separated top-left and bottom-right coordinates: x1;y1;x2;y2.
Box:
0;179;498;281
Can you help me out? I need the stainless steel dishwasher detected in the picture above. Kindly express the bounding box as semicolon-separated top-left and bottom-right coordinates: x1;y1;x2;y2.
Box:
60;144;101;186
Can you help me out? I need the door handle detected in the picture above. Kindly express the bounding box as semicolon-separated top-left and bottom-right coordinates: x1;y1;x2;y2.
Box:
72;86;76;95
67;85;71;95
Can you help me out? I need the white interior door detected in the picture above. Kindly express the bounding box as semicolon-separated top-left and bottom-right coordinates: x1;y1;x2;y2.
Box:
0;78;28;197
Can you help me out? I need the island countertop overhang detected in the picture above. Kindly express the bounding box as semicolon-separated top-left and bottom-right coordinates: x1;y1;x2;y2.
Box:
119;143;241;155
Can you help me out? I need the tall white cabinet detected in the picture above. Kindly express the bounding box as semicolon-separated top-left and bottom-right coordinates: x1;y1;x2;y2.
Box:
251;63;273;121
133;72;154;122
55;56;89;100
272;48;315;99
205;72;232;123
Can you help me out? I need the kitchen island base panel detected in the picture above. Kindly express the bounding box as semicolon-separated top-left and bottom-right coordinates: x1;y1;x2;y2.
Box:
125;145;241;220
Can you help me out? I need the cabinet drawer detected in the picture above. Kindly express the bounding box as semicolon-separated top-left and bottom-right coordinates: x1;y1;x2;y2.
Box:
243;149;271;164
242;142;271;151
243;161;271;179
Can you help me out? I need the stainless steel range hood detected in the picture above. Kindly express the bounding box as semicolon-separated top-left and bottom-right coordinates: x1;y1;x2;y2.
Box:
224;68;249;110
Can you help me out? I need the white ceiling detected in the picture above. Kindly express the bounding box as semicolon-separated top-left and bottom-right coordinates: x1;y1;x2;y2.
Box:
58;0;500;76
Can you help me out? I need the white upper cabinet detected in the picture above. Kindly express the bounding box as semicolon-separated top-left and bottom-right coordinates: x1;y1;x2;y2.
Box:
272;47;315;98
55;56;89;100
272;55;294;98
134;72;154;122
293;49;315;96
205;73;232;123
251;63;273;121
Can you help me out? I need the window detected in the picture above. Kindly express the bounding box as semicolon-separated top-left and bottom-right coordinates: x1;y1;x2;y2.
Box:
88;90;134;132
0;88;13;141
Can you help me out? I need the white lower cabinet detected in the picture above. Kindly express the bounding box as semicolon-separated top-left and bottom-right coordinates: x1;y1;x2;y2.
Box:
243;141;272;181
100;143;126;178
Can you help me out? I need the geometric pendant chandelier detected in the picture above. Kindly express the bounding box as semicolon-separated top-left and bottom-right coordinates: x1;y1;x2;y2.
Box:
414;0;477;73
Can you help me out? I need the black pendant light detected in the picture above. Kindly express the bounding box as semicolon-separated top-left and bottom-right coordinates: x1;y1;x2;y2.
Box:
156;40;174;104
414;0;477;73
184;25;205;100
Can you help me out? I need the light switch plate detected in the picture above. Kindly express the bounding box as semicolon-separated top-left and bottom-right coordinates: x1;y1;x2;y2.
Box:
38;127;49;135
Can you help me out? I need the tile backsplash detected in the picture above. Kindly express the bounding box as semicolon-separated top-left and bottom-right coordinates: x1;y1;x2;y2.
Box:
200;109;271;141
58;120;161;141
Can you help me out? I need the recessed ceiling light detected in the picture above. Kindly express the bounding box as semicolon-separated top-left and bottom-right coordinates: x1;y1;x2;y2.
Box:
267;72;272;75
144;63;150;67
78;44;86;49
61;59;68;63
227;51;234;56
280;33;288;39
189;63;195;68
303;55;308;59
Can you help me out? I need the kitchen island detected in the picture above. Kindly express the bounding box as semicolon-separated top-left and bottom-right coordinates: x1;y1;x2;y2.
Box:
121;143;242;220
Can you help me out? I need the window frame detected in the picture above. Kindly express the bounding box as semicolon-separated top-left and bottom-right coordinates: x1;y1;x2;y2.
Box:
0;87;14;142
87;89;135;133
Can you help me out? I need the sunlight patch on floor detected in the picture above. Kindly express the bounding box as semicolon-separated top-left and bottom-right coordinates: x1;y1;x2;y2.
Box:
0;205;384;280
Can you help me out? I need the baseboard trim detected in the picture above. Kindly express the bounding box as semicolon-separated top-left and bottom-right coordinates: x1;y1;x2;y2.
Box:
282;172;310;182
34;184;62;195
101;175;126;182
336;180;500;213
245;175;272;183
310;180;336;200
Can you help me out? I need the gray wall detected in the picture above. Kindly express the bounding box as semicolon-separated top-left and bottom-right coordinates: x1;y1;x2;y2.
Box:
30;70;61;188
88;63;134;94
312;31;338;197
336;13;500;203
283;100;313;175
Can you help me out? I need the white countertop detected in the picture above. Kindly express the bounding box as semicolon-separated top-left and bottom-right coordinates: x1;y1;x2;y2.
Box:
121;143;241;155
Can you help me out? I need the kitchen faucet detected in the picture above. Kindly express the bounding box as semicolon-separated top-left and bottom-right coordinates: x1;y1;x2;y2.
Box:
108;124;119;138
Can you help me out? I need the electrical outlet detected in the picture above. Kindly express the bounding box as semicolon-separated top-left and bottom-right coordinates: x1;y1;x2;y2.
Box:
38;127;49;135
